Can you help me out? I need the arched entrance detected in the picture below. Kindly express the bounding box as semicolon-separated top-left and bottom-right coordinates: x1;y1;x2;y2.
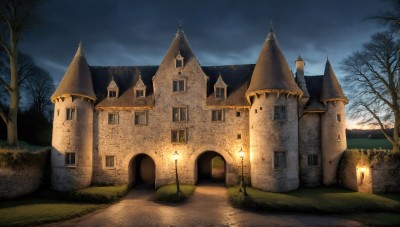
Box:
196;151;226;184
129;154;155;189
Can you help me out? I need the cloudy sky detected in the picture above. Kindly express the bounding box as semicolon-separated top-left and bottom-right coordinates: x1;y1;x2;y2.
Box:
20;0;390;128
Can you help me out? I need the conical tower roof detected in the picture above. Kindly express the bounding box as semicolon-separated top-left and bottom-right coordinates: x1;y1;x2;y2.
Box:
51;42;96;102
320;59;348;103
159;25;197;68
246;26;302;96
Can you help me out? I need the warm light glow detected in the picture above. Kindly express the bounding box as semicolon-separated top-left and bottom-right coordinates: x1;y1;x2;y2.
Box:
238;148;244;158
360;167;365;173
173;151;179;161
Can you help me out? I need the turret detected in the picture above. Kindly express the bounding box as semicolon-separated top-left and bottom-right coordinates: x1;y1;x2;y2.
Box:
247;25;303;192
51;42;96;191
295;54;310;98
320;59;348;186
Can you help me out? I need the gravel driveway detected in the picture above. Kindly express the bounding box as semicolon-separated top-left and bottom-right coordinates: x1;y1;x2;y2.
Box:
44;184;361;226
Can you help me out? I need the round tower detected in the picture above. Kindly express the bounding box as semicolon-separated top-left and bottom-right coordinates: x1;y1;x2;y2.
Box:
50;42;96;191
247;26;303;192
320;59;348;186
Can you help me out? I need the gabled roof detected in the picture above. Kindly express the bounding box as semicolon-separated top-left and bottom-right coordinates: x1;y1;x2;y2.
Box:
320;59;348;103
246;27;302;96
158;26;197;69
51;42;96;101
304;76;327;112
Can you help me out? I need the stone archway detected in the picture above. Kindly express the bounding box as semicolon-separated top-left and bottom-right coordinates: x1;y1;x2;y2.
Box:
128;154;155;189
197;151;226;183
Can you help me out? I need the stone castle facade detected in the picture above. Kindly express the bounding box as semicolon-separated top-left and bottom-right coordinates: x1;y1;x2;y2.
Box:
50;26;348;192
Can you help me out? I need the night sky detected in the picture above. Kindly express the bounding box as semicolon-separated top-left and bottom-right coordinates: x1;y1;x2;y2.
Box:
20;0;389;128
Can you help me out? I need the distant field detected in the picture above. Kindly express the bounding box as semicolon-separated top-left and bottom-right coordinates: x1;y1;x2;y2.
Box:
347;138;392;149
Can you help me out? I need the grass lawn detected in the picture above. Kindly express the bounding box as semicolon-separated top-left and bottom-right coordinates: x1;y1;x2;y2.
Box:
155;184;196;202
229;186;400;225
0;185;128;226
0;198;103;226
347;138;392;149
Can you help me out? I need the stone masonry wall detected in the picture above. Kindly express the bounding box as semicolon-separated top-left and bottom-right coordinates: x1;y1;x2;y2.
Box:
0;149;49;200
340;149;400;193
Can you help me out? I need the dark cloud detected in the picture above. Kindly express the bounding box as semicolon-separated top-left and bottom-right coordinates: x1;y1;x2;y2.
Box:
19;0;388;84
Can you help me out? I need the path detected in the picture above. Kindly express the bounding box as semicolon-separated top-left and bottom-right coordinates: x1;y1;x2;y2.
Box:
44;184;361;226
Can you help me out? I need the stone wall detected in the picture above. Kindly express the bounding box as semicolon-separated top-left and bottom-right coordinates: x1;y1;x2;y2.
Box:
340;149;400;193
0;149;49;200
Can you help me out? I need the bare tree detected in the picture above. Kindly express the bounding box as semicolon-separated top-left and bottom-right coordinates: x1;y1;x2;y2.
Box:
370;0;400;32
0;0;42;146
25;67;54;117
341;31;400;152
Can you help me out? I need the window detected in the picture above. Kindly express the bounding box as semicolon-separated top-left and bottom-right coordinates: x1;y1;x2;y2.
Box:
308;154;318;166
136;90;144;98
66;108;76;120
176;59;183;68
260;107;262;110
274;151;286;169
216;87;225;98
212;110;223;122
236;111;241;117
274;106;286;120
337;134;341;142
65;152;76;166
237;134;241;140
336;114;341;122
108;90;117;98
108;113;119;124
57;109;60;116
173;107;187;122
255;109;257;114
171;129;186;143
134;112;147;126
173;80;185;92
105;155;115;168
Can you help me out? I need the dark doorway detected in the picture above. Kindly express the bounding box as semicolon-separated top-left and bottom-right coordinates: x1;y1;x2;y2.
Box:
196;151;226;184
129;154;155;189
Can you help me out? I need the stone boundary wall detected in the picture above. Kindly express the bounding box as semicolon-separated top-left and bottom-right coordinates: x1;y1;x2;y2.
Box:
0;148;50;200
340;149;400;193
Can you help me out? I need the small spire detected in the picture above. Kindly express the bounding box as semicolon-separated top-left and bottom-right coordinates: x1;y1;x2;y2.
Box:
75;40;85;57
176;21;184;36
267;21;276;40
296;54;304;62
269;20;273;32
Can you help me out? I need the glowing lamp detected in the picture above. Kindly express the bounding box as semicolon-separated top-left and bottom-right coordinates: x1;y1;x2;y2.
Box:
238;148;244;158
173;151;179;161
360;167;365;173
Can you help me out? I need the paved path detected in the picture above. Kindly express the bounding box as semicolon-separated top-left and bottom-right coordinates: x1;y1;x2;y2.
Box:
45;184;361;226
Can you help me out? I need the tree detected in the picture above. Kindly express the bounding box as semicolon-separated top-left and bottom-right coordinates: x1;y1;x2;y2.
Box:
341;31;400;152
370;0;400;32
0;0;42;146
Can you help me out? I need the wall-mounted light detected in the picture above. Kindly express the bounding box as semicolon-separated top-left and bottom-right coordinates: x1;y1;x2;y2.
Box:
360;166;365;179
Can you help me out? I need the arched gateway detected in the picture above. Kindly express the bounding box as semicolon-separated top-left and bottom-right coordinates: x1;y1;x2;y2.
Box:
128;154;155;189
196;151;226;184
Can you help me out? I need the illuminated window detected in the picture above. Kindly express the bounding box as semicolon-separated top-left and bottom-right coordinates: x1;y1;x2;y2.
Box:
216;87;225;98
274;151;286;169
171;129;186;143
173;107;187;122
308;154;318;166
336;114;341;122
66;108;76;120
105;155;115;168
173;80;185;92
136;90;144;98
274;106;286;120
134;111;147;126
212;110;223;122
108;113;119;124
65;152;76;166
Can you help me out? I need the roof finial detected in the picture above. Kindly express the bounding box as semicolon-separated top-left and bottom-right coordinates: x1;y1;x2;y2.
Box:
176;20;184;36
269;20;273;32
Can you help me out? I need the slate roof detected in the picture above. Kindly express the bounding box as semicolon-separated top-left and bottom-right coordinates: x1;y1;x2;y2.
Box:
246;28;303;96
304;76;327;112
51;43;96;101
321;59;348;103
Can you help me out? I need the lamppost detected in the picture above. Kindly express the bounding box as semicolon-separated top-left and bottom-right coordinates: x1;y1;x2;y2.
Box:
238;148;248;196
173;151;181;196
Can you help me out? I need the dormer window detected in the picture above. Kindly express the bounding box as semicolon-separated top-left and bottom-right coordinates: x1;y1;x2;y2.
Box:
214;73;227;99
133;74;146;99
216;87;225;99
175;51;184;68
107;77;119;99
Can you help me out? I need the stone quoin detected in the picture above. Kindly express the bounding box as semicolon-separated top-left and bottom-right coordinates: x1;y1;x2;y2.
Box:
50;25;348;192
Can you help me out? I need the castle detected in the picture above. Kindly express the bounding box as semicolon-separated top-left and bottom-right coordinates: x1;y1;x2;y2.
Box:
50;26;348;192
